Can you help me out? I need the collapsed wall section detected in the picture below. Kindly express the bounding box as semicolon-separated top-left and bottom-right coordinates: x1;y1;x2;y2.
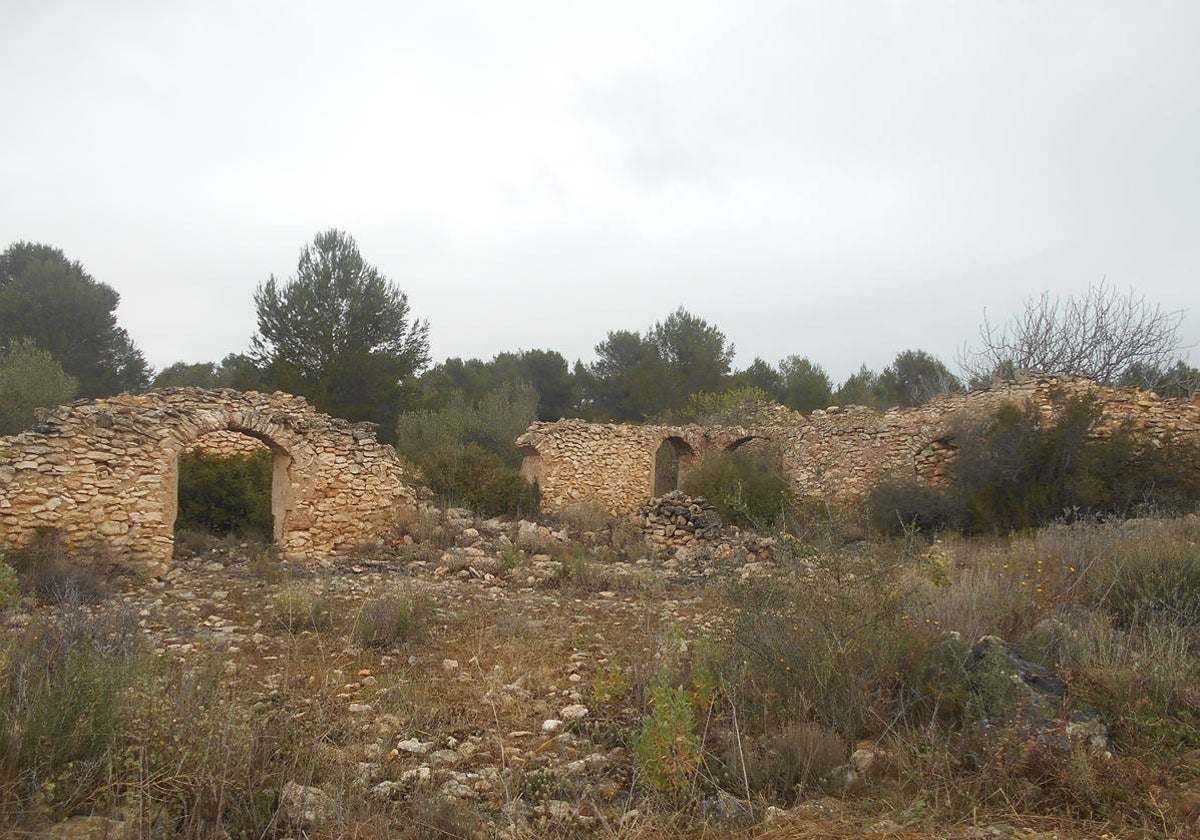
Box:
0;388;417;571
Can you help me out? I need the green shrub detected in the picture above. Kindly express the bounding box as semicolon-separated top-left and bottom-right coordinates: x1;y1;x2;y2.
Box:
632;673;703;799
0;559;20;608
395;380;538;468
788;496;873;549
519;766;575;802
417;442;539;518
590;661;631;706
950;392;1200;533
676;386;774;426
0;604;323;835
681;446;790;528
0;337;77;435
706;550;933;741
875;392;1200;537
1095;540;1200;629
0;607;149;823
869;478;963;535
176;449;273;538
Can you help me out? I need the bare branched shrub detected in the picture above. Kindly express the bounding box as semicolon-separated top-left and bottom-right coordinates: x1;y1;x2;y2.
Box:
555;501;611;534
353;594;427;648
960;281;1188;387
5;528;108;605
742;721;848;800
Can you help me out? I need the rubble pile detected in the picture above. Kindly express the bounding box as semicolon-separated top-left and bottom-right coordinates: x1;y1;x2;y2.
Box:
640;492;724;548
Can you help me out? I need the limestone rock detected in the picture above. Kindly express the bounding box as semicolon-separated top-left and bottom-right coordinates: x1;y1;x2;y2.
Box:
279;781;336;832
559;703;589;722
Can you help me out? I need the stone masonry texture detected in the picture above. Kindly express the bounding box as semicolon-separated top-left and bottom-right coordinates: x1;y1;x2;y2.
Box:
517;376;1200;516
0;388;416;572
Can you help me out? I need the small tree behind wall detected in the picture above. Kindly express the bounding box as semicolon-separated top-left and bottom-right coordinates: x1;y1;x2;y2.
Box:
959;282;1188;388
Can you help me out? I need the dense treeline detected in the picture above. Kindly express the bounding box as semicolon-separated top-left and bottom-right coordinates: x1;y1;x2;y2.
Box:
2;232;1197;520
3;233;1197;437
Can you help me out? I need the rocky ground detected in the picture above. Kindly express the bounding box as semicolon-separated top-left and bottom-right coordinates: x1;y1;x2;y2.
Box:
8;502;1191;839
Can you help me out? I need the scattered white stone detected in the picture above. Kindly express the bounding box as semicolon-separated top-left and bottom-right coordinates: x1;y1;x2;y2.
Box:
401;766;432;783
563;752;608;776
279;782;335;832
355;762;381;783
442;658;460;672
396;738;433;754
429;749;463;767
541;719;563;734
440;779;476;799
539;800;575;822
369;781;404;801
559;704;589;721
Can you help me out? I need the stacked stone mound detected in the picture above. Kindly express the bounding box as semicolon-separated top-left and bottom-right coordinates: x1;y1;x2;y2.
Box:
640;492;724;548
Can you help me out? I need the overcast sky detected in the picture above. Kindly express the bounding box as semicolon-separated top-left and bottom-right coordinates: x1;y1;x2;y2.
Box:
2;1;1197;383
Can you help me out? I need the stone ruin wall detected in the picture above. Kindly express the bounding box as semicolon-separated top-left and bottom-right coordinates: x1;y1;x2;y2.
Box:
518;376;1200;517
185;429;270;457
517;421;777;515
0;388;417;571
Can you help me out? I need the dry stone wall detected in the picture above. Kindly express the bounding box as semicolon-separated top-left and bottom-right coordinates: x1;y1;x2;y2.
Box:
0;388;417;571
185;429;270;457
517;420;776;515
640;493;724;550
519;376;1200;516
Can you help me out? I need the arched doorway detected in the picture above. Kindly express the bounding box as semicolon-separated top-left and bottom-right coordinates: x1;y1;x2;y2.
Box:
723;434;783;469
654;436;696;496
518;442;544;489
166;428;293;554
0;388;415;568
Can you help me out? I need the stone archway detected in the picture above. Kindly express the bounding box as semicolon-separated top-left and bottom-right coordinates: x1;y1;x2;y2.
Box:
0;389;416;571
723;434;771;452
170;428;290;544
654;436;697;496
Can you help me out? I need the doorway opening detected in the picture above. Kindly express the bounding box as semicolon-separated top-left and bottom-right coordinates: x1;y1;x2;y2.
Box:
654;436;696;496
170;430;290;558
